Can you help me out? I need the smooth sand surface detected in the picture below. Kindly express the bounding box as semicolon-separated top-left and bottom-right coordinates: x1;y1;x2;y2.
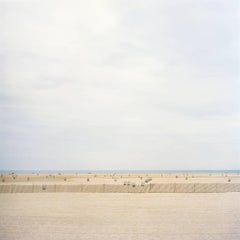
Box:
0;193;239;240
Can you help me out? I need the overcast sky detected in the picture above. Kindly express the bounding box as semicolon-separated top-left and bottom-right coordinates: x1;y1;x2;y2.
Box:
0;0;239;171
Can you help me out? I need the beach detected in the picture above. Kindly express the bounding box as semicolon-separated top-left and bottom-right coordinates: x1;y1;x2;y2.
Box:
1;0;239;239
1;172;240;193
0;192;239;240
0;173;240;239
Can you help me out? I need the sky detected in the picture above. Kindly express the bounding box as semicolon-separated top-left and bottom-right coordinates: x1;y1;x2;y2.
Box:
0;0;239;171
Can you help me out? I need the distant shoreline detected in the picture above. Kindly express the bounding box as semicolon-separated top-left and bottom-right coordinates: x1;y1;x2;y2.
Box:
1;169;240;174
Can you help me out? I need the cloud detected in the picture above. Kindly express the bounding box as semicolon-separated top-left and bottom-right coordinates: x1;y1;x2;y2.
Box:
0;0;239;170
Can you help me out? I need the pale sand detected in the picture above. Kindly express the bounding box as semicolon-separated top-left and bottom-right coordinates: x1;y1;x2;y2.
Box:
1;173;240;185
0;193;239;240
1;173;240;193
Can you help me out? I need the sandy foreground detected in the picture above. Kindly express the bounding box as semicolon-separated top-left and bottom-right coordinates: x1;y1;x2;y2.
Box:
0;192;239;240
